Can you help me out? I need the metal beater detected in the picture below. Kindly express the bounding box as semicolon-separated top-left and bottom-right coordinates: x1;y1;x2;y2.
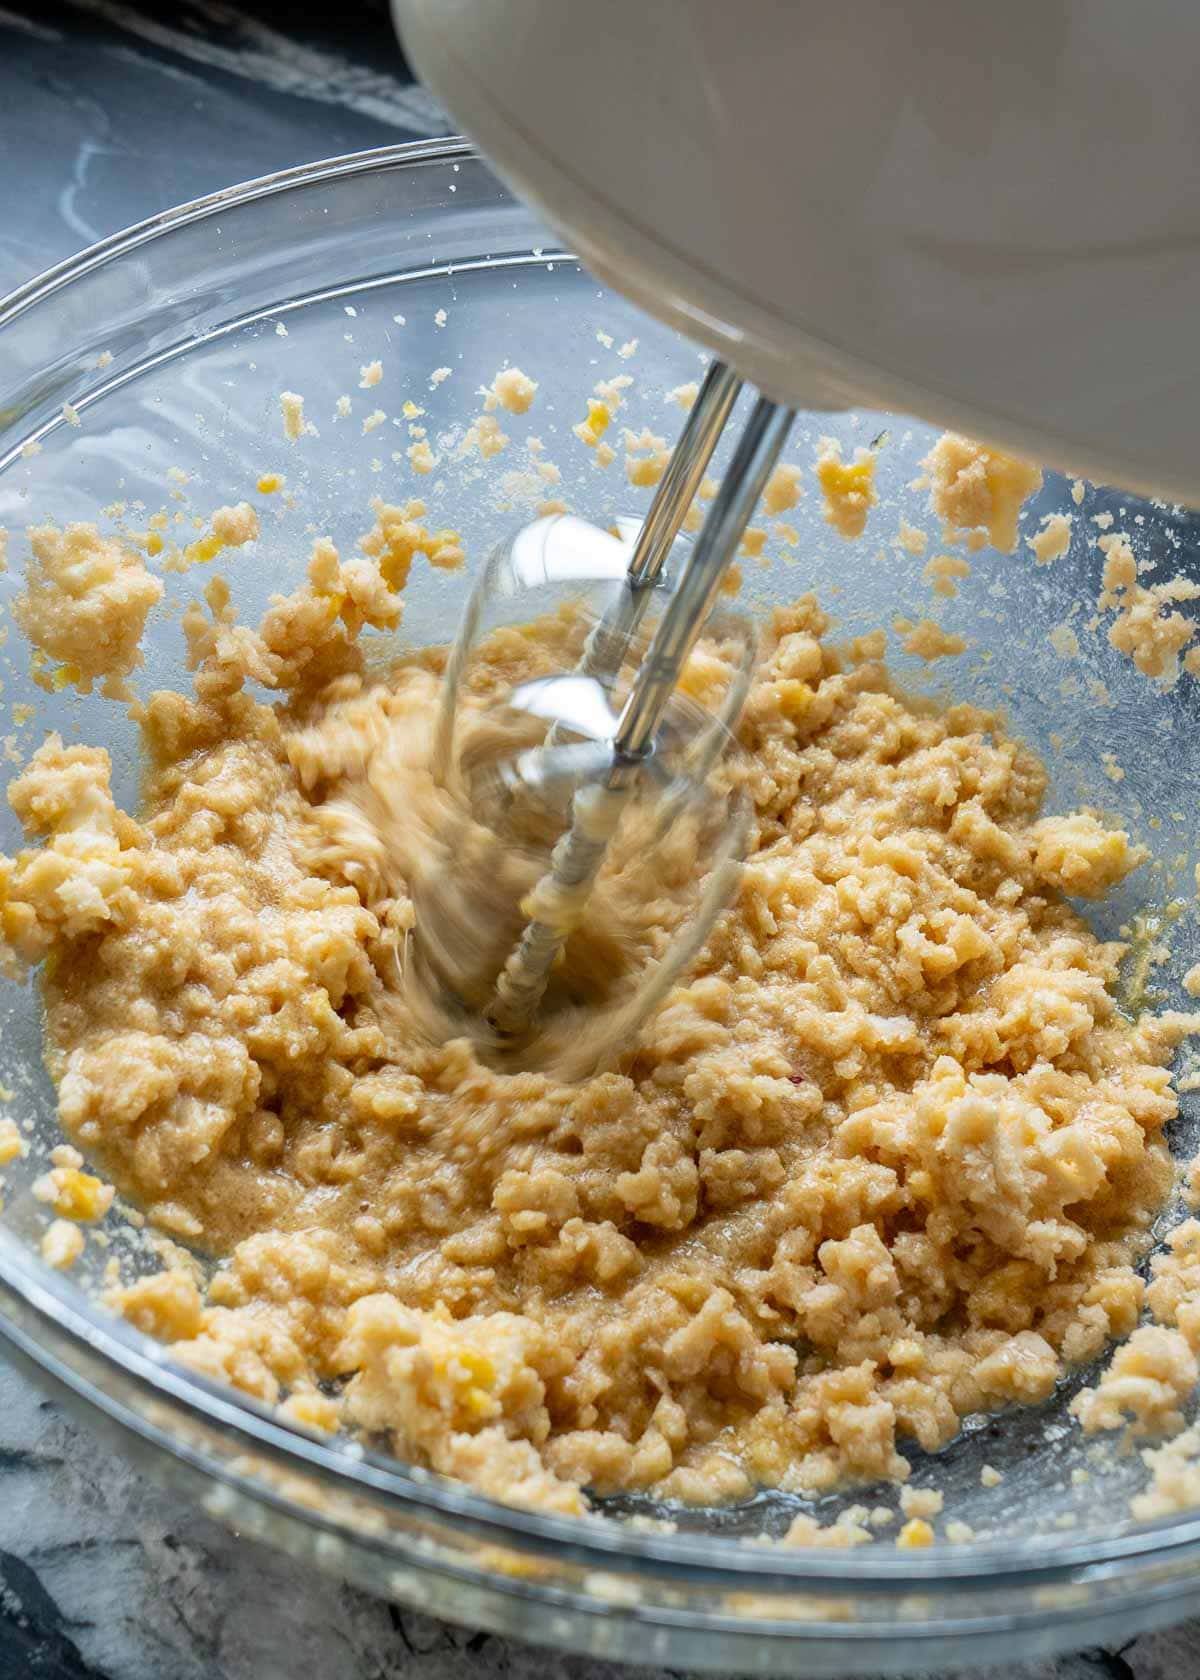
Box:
406;365;794;1077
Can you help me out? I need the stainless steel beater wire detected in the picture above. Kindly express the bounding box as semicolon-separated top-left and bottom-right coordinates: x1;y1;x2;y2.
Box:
610;396;794;759
626;359;743;589
549;359;743;733
435;365;741;782
488;396;796;1037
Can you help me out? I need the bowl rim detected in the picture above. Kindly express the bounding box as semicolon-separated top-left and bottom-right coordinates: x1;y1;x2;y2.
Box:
0;136;475;336
2;133;1200;1599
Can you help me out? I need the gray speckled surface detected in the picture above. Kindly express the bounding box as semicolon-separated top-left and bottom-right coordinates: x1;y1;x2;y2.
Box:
1;3;1199;1676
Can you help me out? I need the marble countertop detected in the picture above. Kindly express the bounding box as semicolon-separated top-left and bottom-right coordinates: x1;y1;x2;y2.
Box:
0;4;1197;1676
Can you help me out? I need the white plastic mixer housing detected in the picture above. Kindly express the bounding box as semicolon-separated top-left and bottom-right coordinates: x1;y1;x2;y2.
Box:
392;0;1200;506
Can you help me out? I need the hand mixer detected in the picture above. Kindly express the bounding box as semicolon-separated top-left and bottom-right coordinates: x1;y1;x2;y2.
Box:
389;0;1200;1074
404;365;794;1077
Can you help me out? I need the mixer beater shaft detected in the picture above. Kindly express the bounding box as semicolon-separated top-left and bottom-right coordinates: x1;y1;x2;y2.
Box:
487;393;795;1039
547;359;743;739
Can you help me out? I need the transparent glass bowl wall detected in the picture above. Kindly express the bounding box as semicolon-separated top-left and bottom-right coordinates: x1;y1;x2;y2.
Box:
3;141;1200;1674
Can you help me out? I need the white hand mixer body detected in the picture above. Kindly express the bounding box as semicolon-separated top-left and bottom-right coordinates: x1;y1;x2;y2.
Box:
393;0;1200;507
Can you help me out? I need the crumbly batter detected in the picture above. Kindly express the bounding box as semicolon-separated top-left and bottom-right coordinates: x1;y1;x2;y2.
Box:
922;433;1043;554
923;555;971;599
15;524;163;697
1096;530;1200;687
483;367;538;415
815;440;877;538
0;488;1186;1518
895;617;969;663
1028;513;1073;566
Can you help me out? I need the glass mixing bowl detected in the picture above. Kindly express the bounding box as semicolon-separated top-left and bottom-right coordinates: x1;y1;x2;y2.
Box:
3;139;1200;1675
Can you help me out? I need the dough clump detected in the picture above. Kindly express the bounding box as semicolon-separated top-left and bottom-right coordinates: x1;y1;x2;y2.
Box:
922;433;1042;553
14;523;163;695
